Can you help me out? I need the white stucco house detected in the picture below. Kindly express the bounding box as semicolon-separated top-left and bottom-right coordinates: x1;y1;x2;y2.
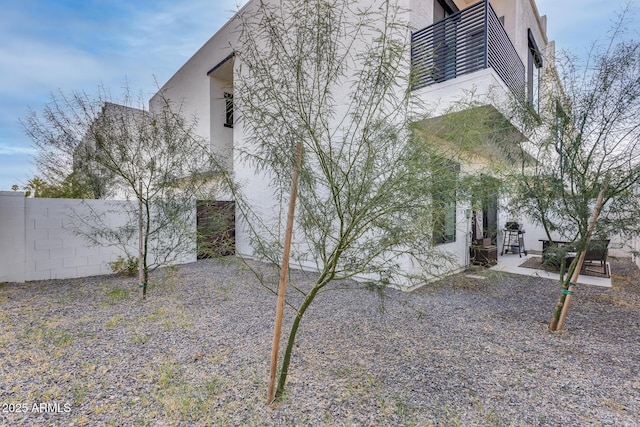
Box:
150;0;563;289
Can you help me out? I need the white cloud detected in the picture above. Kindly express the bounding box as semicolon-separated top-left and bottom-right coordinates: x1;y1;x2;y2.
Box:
537;0;640;55
0;0;251;190
0;143;36;156
0;40;114;99
122;0;245;58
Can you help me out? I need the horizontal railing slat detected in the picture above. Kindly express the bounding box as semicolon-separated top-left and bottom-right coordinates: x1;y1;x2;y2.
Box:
411;0;525;98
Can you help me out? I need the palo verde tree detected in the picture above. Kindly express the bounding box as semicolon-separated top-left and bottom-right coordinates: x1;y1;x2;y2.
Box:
507;9;640;330
23;86;228;297
234;0;471;402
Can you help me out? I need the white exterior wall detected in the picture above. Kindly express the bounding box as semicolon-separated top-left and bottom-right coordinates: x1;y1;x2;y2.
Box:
150;0;566;289
150;2;245;172
413;68;511;117
410;0;434;30
410;0;556;273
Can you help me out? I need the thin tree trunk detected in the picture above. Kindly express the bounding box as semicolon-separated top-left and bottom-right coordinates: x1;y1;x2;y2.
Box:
267;141;303;404
550;183;608;331
143;199;150;298
275;284;322;399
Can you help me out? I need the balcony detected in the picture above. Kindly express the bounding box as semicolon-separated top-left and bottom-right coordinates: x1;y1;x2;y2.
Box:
411;0;525;99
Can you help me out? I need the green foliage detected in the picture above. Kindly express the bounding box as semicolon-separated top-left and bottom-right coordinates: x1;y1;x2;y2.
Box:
505;11;640;248
237;0;458;289
20;172;101;199
109;255;139;277
235;0;482;400
23;84;231;297
22;176;48;198
501;8;640;329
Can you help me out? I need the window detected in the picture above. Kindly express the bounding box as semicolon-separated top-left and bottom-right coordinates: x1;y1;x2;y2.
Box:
432;157;459;244
527;30;542;113
434;0;454;22
224;92;233;128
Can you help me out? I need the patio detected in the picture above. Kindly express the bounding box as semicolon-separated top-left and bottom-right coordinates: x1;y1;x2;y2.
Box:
489;251;612;287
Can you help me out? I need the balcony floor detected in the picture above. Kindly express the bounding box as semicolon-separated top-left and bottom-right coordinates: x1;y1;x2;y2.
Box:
487;252;612;288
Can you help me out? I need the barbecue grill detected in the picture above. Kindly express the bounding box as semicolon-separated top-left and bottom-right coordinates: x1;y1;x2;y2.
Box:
501;222;527;257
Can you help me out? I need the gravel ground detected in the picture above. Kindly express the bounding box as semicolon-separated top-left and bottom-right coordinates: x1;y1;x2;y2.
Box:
0;257;638;426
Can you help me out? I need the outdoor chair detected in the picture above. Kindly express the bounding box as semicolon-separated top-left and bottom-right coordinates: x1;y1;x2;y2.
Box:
582;239;610;275
540;238;609;275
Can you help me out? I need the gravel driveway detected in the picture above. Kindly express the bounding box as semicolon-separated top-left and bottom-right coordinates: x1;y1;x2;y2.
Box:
1;257;638;426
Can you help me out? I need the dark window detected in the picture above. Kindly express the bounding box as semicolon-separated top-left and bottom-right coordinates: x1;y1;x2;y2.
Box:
432;157;459;245
434;0;457;20
224;92;233;128
527;30;542;113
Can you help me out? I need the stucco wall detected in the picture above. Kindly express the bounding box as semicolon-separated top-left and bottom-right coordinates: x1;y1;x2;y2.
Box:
148;0;560;289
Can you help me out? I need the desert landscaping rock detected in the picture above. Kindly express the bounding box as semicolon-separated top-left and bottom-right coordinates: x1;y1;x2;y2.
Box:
0;257;638;426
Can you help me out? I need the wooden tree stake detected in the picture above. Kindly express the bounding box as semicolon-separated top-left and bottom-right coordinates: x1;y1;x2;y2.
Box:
267;141;303;404
555;183;608;331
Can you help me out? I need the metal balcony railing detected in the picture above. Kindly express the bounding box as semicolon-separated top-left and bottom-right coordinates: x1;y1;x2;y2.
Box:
411;0;525;99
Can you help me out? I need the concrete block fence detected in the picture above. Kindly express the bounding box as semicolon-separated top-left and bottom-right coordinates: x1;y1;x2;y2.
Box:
0;192;195;283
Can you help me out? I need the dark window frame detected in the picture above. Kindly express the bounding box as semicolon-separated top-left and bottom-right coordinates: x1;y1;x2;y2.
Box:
224;92;233;128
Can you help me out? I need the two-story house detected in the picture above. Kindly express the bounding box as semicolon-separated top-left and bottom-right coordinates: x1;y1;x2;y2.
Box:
151;0;557;288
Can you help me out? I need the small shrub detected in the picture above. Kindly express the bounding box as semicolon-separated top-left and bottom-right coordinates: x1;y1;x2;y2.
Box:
109;255;138;276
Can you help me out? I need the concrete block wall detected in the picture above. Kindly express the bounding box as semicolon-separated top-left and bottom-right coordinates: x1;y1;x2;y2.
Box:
0;192;26;282
0;193;197;283
23;197;128;282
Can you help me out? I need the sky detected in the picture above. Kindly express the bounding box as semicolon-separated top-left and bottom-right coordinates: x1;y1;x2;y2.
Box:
0;0;638;191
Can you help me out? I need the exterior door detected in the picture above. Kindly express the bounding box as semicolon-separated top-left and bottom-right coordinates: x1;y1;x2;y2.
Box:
471;176;499;245
196;200;235;258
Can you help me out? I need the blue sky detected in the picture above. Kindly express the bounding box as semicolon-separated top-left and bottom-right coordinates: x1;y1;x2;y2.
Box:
0;0;638;191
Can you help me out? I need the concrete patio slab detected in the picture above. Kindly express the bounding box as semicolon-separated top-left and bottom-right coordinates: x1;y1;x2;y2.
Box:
488;253;612;287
